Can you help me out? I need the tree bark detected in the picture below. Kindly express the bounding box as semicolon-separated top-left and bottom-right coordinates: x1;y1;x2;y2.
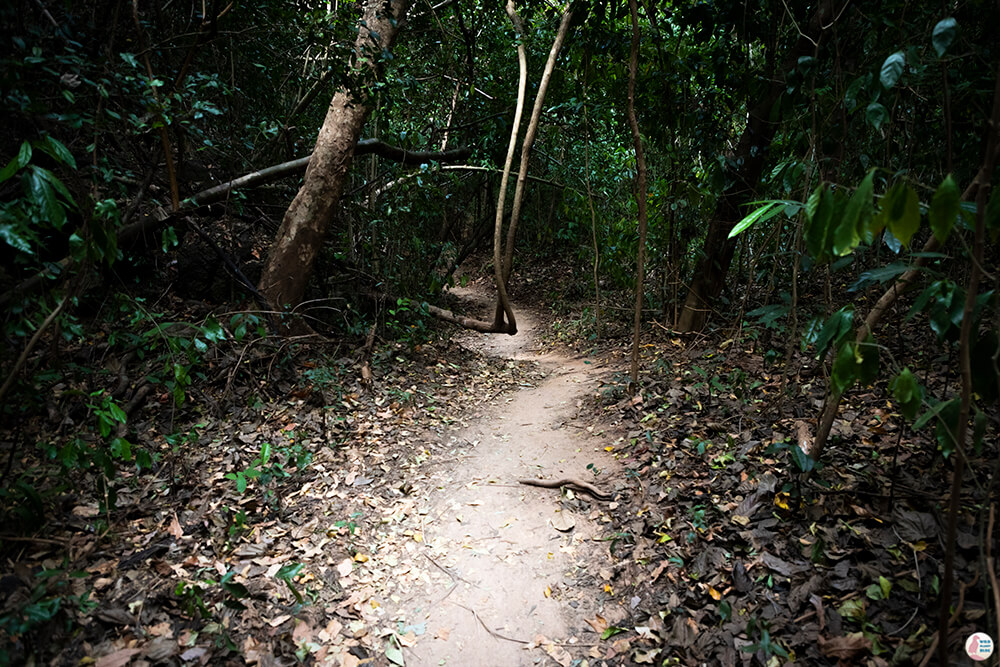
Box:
258;0;411;313
490;0;529;334
492;1;574;332
677;0;847;331
627;0;649;388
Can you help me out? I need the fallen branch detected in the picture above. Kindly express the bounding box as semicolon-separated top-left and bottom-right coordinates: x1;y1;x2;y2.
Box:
0;296;67;405
518;477;613;501
1;139;474;308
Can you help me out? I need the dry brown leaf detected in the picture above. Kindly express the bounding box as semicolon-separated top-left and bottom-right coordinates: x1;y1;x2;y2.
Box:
167;513;183;538
818;632;872;659
95;648;142;667
585;615;608;633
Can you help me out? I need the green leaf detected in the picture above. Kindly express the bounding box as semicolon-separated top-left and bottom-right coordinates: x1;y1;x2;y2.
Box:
932;18;958;57
275;562;304;582
934;398;961;456
107;401;127;424
384;642;405;666
729;200;788;239
928;175;959;243
890;368;922;420
110;437;132;461
601;626;626;640
880;182;920;248
17;140;32;169
812;305;855;359
202;316;225;342
913;398;953;430
0;157;19;183
805;184;834;260
866;103;889;131
29;170;66;229
835;170;875;255
831;342;859;394
0;223;33;253
880;51;905;89
36;136;76;168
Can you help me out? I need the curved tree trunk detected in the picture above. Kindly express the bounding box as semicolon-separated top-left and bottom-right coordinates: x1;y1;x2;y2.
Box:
490;1;573;333
490;0;529;334
677;0;846;331
258;0;411;313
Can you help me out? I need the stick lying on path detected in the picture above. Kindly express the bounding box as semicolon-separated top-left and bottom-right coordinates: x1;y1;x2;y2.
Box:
518;478;613;501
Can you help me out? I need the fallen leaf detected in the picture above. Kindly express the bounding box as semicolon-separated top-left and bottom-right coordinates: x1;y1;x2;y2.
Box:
817;632;872;659
167;513;183;538
337;558;353;577
95;648;142;667
585;615;608;633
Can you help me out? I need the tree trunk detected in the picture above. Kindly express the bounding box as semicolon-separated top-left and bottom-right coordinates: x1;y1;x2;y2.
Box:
677;0;846;331
258;0;411;313
627;0;648;388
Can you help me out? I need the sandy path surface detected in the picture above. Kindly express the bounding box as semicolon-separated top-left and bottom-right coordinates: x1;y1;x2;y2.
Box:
380;288;622;666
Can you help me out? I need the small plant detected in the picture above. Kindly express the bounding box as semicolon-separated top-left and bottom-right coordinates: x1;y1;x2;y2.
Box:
742;616;789;660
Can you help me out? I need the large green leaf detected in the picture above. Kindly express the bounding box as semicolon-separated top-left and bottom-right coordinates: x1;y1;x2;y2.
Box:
879;182;920;248
831;342;859;394
805;184;834;260
934;399;961;456
26;167;66;229
890;368;922;420
928;174;959;243
880;51;905;89
812;305;855;359
866;103;889;131
729;200;789;239
834;169;875;255
931;18;958;57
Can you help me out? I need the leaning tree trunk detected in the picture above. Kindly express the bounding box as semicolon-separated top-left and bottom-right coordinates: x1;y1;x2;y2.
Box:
677;0;847;331
627;0;649;389
258;0;411;313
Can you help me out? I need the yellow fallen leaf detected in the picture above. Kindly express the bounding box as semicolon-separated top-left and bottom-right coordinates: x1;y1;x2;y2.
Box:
774;492;790;510
604;584;613;594
604;446;614;452
354;553;369;563
412;531;423;543
544;586;551;598
707;586;721;600
369;599;379;609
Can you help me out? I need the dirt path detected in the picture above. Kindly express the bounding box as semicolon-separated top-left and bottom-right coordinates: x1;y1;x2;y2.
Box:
367;288;623;666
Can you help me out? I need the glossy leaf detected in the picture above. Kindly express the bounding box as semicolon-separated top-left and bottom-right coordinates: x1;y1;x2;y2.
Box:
879;182;920;247
932;18;958;57
812;305;854;359
17;140;32;169
728;200;786;239
834;169;875;255
928;174;959;243
880;51;905;89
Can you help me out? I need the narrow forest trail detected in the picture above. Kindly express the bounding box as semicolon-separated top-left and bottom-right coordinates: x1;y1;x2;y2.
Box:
362;286;625;666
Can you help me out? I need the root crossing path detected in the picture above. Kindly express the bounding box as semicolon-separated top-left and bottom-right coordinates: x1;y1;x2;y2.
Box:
377;289;623;666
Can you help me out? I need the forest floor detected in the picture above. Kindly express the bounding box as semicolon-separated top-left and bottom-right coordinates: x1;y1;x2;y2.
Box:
1;262;996;667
